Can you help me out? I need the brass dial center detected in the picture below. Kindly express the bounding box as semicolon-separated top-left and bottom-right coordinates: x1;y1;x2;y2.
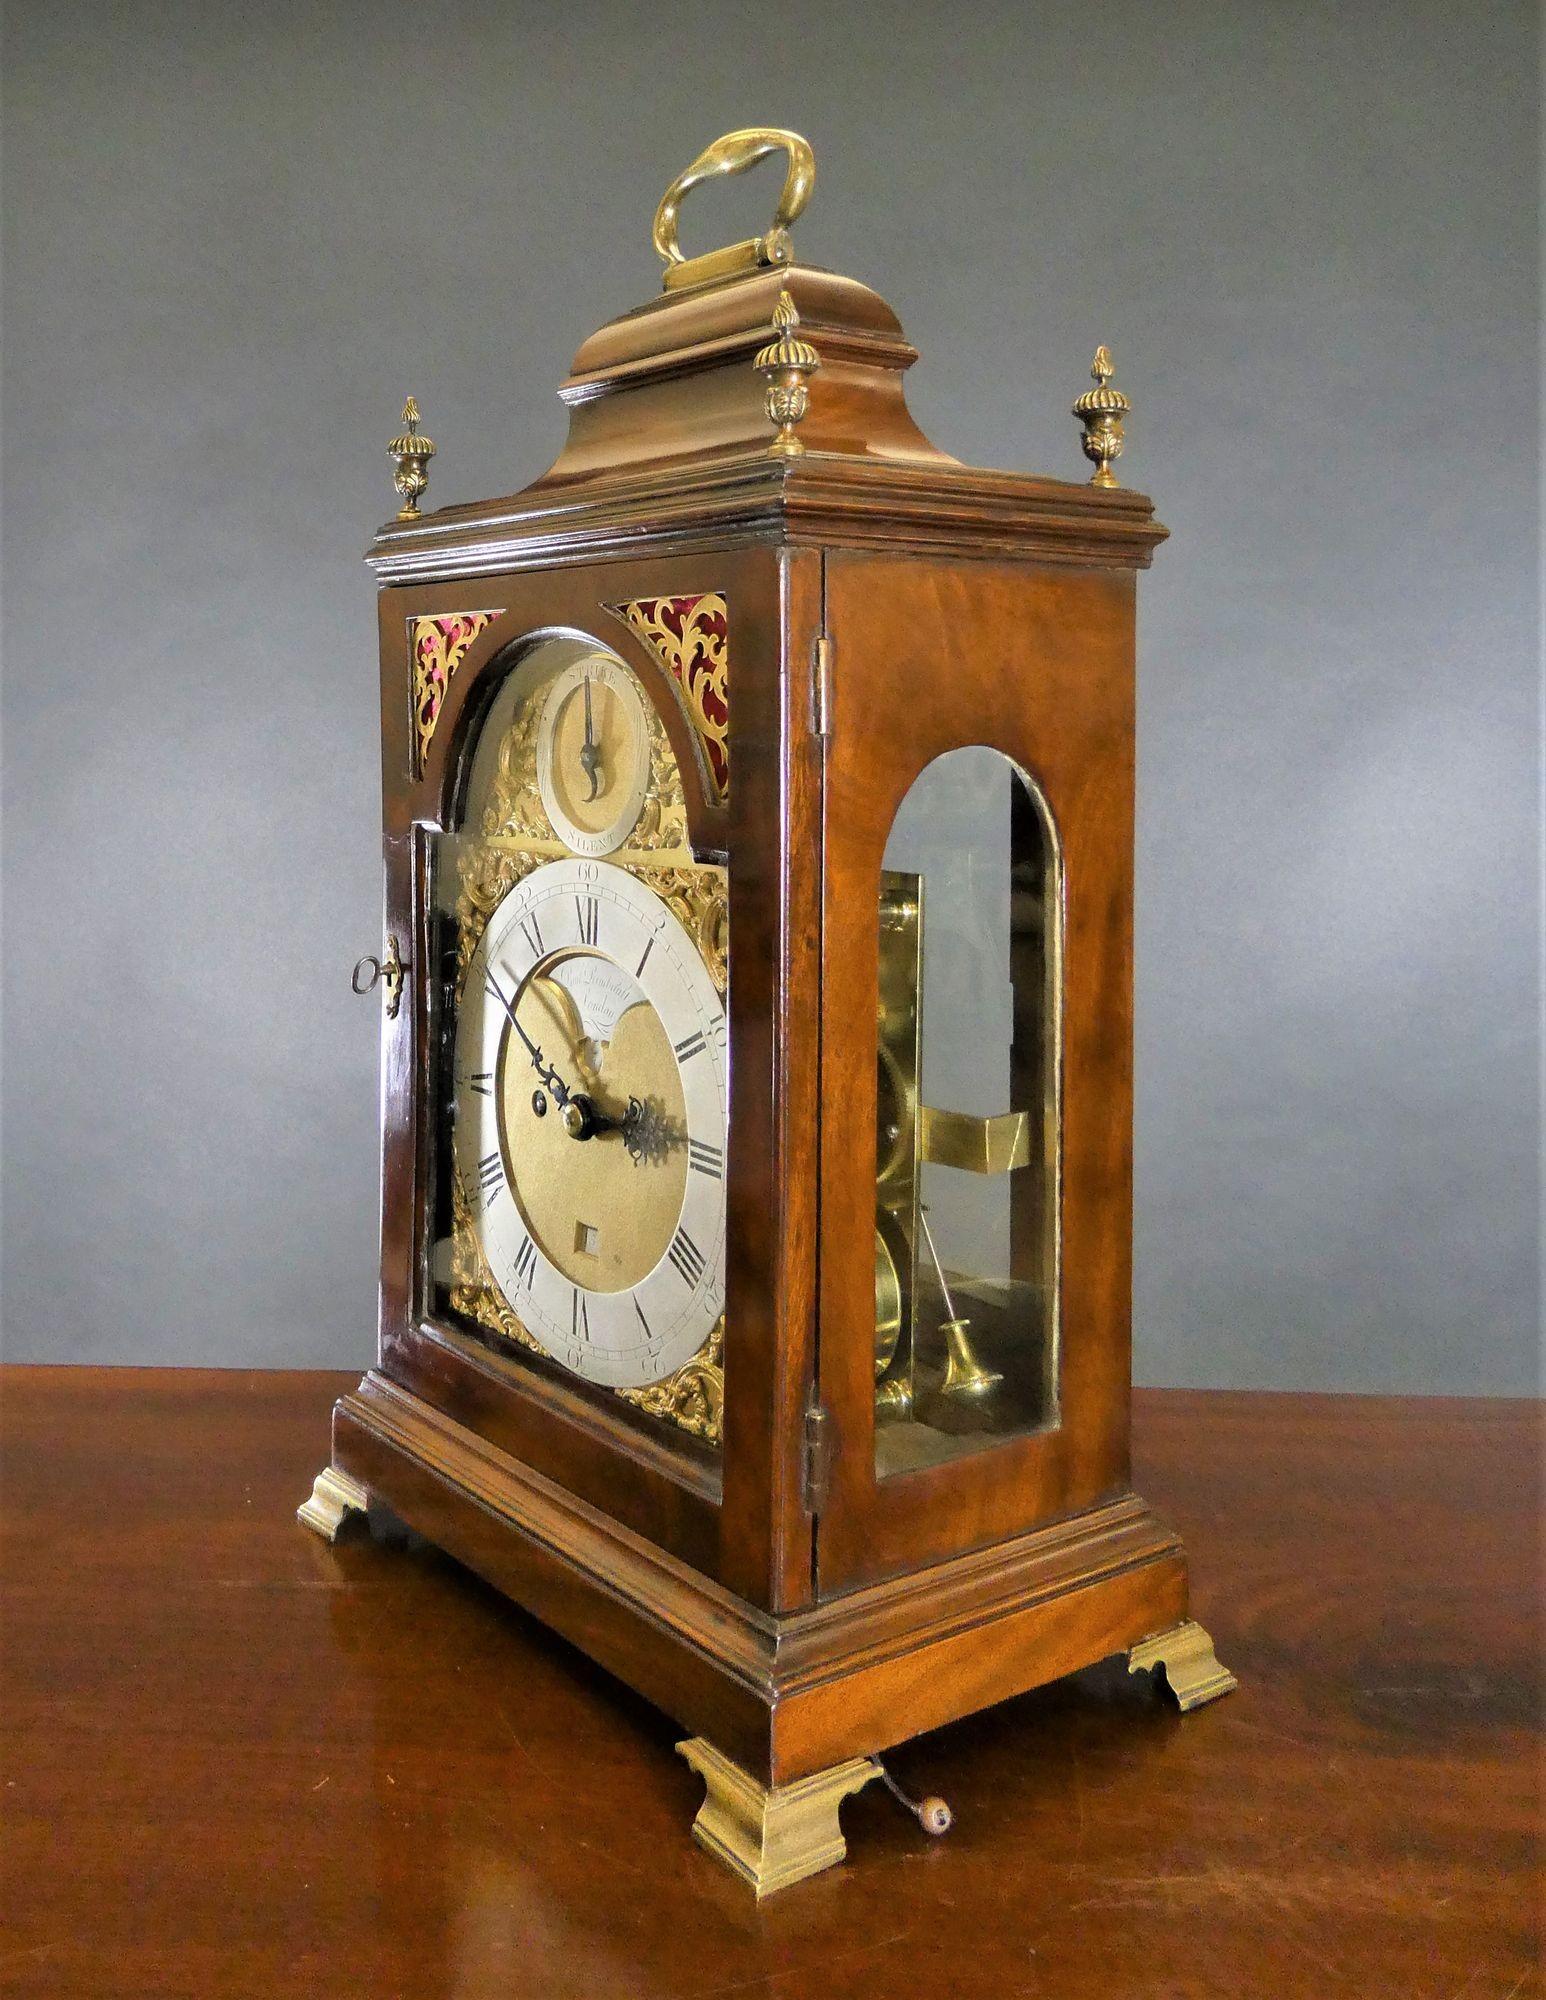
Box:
497;954;690;1294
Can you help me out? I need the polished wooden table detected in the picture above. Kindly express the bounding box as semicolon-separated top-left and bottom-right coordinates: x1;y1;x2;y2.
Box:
1;1371;1538;1999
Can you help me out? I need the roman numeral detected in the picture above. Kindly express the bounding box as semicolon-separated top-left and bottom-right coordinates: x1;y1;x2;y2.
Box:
635;937;654;979
575;895;599;947
570;1289;590;1342
518;915;543;959
467;1072;493;1097
476;1151;504;1204
484;967;510;1016
633;1296;652;1340
667;1227;706;1289
673;1029;706;1065
512;1234;537;1289
688;1138;723;1179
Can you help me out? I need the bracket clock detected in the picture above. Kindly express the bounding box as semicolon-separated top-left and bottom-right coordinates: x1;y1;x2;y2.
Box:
302;127;1235;1897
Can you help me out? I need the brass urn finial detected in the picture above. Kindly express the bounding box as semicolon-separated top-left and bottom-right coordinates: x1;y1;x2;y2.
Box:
754;291;820;457
1072;346;1131;489
388;395;436;519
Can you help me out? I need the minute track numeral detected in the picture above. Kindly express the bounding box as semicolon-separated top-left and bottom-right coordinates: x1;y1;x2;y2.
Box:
575;895;600;947
667;1226;706;1289
688;1139;723;1179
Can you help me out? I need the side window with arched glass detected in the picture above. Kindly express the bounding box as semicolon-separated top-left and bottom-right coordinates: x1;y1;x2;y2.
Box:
873;747;1061;1475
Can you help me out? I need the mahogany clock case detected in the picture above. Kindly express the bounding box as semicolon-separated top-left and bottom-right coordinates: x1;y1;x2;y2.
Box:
321;220;1205;1793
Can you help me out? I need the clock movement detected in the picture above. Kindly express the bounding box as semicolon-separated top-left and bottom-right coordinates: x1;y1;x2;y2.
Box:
303;126;1235;1896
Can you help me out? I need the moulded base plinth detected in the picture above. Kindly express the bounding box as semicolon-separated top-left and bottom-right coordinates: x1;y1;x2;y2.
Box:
316;1368;1225;1827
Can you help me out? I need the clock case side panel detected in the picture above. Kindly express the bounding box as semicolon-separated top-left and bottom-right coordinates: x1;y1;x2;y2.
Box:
353;546;820;1609
817;551;1149;1594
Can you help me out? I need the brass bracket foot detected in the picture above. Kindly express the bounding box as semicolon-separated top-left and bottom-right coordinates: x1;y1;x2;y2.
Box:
297;1466;369;1543
677;1738;881;1898
1127;1619;1237;1711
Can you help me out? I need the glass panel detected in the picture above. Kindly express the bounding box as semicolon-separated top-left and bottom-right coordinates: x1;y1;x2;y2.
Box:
873;747;1060;1476
421;631;729;1453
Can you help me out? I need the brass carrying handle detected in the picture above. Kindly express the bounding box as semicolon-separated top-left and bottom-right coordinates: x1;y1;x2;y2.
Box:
652;127;815;292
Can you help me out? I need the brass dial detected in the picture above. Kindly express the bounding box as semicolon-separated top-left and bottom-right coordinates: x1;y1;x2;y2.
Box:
454;856;727;1389
536;656;651;857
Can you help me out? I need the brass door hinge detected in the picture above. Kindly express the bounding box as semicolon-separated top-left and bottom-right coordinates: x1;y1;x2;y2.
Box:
803;1403;835;1514
810;632;833;739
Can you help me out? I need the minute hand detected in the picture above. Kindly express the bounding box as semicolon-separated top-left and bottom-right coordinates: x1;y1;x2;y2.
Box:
484;970;571;1109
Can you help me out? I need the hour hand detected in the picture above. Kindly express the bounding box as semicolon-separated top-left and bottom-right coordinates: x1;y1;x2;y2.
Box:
578;675;603;800
485;969;570;1109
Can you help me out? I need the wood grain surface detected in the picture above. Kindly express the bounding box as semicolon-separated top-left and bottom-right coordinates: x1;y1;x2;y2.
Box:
818;552;1139;1591
1;1369;1538;1999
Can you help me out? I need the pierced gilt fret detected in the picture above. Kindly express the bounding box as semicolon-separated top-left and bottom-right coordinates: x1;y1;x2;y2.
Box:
606;593;729;803
408;611;501;776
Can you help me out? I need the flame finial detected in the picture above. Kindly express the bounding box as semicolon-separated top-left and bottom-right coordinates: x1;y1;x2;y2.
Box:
387;396;436;519
1072;346;1131;489
754;290;821;457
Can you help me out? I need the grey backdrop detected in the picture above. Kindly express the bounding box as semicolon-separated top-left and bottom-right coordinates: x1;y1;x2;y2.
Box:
2;0;1538;1392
